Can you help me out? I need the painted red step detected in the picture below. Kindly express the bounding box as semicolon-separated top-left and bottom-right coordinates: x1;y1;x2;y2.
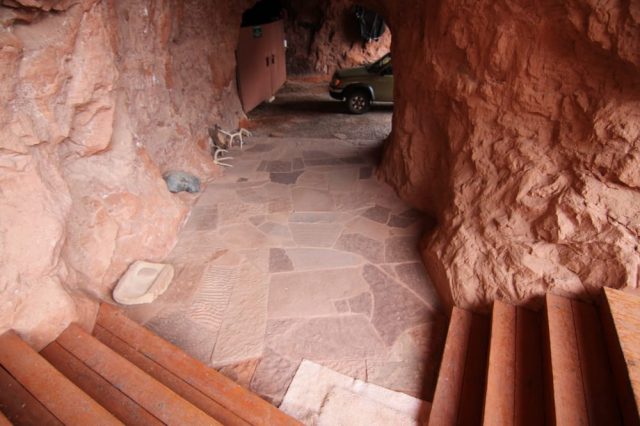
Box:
54;324;219;425
601;287;640;425
41;341;162;426
428;307;490;425
0;330;120;425
95;303;301;426
545;293;621;425
483;301;544;426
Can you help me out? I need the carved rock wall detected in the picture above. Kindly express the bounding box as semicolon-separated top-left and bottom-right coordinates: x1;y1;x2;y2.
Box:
0;0;249;347
284;0;391;75
374;0;640;310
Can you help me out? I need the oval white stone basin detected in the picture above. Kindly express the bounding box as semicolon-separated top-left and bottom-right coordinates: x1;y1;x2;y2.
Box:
113;261;175;305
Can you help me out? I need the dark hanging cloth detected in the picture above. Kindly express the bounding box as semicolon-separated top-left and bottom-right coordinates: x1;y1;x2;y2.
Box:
354;6;386;41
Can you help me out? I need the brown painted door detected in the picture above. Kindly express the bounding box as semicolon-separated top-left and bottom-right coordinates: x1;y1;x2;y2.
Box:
237;20;287;113
265;20;286;94
237;25;272;112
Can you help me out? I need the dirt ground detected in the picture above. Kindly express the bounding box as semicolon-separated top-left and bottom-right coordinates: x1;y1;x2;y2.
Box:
247;78;393;141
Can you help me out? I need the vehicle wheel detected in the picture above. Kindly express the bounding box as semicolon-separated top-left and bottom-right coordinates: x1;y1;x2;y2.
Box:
346;90;371;114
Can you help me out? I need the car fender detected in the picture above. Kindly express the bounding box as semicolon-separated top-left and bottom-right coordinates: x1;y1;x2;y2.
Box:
344;84;375;101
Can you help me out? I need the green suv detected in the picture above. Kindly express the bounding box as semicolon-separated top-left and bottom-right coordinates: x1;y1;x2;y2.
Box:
329;53;393;114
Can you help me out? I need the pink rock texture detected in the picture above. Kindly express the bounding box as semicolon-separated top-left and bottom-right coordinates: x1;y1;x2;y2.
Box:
284;0;391;75
0;0;249;347
372;0;640;310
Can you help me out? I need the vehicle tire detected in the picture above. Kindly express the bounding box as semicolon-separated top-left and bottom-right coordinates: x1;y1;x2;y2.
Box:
346;89;371;114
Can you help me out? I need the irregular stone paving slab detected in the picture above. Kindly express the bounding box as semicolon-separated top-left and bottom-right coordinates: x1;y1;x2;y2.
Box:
363;264;435;346
395;262;443;311
289;222;343;247
342;216;390;241
182;205;218;232
359;166;373;180
334;300;349;312
285;248;362;270
265;315;387;360
385;235;421;262
147;313;216;364
250;347;300;406
268;268;368;318
289;211;342;223
362;204;391;224
335;232;385;263
296;170;328;190
328;168;359;191
187;263;237;332
388;214;417;228
317;359;367;381
211;261;269;366
280;360;429;426
217;200;266;226
347;292;373;317
217;358;260;389
269;248;294;272
292;158;305;170
367;321;447;400
264;160;293;173
246;143;275;153
270;171;303;185
292;187;334;211
218;223;276;249
258;222;292;239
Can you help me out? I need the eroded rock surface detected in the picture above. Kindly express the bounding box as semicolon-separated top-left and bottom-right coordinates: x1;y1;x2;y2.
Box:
0;0;249;346
284;0;391;75
373;0;640;309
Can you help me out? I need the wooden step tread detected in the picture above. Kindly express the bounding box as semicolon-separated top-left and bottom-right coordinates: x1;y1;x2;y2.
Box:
483;301;544;426
96;303;301;426
41;341;162;426
54;324;219;425
0;411;12;426
545;293;621;425
93;324;249;426
428;307;490;426
0;365;61;426
0;331;120;425
602;287;640;425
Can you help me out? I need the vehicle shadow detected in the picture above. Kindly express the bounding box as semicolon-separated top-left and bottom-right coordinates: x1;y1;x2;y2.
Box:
252;99;393;117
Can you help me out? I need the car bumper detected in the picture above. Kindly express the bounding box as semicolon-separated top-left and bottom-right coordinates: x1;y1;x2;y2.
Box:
329;89;344;100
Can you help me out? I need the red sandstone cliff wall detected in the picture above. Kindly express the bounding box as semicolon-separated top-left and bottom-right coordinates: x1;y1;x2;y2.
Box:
0;0;249;347
284;0;391;75
375;0;640;310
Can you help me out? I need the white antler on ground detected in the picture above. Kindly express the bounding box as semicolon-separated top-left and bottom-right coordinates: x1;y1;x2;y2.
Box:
208;126;235;167
217;128;252;149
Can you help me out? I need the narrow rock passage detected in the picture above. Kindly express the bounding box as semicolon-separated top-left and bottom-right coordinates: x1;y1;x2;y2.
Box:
122;80;446;406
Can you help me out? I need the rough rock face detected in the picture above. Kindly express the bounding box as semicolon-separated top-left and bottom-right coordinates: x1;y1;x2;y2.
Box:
0;0;249;347
374;0;640;310
284;0;391;75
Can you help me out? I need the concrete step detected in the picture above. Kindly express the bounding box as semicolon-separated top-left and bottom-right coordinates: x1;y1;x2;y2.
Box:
428;307;490;425
0;330;120;425
95;303;301;426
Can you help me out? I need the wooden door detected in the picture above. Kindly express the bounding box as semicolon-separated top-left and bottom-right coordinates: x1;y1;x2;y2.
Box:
237;25;272;112
236;20;287;113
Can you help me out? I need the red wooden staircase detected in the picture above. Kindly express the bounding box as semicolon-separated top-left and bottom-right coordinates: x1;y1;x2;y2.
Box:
1;289;639;425
428;288;640;425
0;304;300;426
